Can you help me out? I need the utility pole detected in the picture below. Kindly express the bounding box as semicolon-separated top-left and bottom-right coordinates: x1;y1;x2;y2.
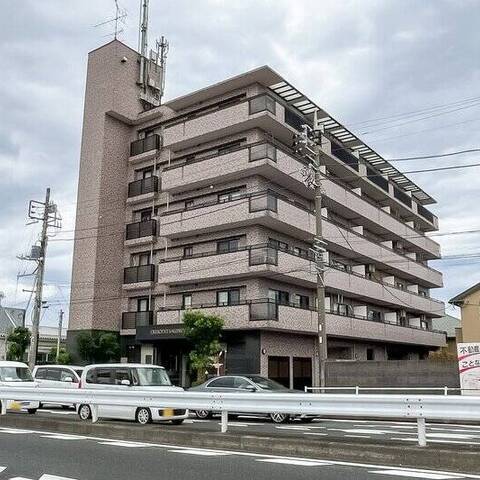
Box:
294;115;328;388
56;309;64;363
19;188;61;370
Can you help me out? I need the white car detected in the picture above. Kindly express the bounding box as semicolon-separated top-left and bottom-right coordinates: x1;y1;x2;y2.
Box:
32;365;84;409
0;361;39;414
77;363;189;425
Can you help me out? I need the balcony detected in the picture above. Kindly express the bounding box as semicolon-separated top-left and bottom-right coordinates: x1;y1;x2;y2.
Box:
122;311;153;329
155;300;317;334
128;176;158;197
123;264;155;290
125;219;157;246
326;311;446;347
130;134;160;159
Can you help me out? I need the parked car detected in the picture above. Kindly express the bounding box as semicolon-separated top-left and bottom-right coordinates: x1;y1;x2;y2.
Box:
189;374;315;423
32;365;84;409
0;361;39;414
77;363;188;425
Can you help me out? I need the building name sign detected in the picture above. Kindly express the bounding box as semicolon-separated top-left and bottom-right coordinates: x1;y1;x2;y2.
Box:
457;342;480;395
136;323;185;340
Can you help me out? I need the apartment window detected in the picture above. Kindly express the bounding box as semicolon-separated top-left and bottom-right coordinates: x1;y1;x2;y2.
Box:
268;289;290;306
182;294;192;309
183;246;193;258
399;316;407;327
217;289;240;306
137;298;149;312
367;309;384;322
135;167;155;180
185;199;194;209
218;189;243;203
331;259;350;271
249;143;276;162
395;281;405;290
217;238;239;254
249;95;276;115
420;319;429;330
293;246;309;258
335;303;351;316
294;294;310;309
137;253;151;266
268;238;288;251
367;348;375;361
140;210;152;222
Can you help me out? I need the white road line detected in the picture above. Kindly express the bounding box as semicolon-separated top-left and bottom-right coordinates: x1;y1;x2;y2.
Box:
98;441;151;448
40;475;79;480
40;434;86;440
216;422;250;427
256;458;331;466
169;449;231;456
329;428;413;435
304;432;328;436
344;435;372;439
276;426;312;431
370;469;464;479
9;477;33;480
0;428;35;434
0;467;5;473
430;428;480;434
426;433;476;440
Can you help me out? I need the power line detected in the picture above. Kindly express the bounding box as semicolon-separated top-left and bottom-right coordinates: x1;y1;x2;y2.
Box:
388;148;480;162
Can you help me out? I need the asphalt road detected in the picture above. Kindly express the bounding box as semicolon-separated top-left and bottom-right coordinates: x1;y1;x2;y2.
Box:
1;426;479;480
34;407;480;447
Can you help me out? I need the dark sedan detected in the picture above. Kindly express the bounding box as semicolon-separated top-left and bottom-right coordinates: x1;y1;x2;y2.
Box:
189;374;315;423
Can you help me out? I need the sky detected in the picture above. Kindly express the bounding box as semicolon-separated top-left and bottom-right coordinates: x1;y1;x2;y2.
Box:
1;0;479;327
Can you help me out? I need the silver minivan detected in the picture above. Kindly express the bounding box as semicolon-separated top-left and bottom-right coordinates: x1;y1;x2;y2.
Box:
32;365;84;409
77;363;188;425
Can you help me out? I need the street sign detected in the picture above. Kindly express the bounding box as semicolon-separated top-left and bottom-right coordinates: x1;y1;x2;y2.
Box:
457;342;480;395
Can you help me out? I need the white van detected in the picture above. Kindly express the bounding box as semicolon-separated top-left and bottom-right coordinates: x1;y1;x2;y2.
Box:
32;365;84;409
0;361;39;414
77;364;188;425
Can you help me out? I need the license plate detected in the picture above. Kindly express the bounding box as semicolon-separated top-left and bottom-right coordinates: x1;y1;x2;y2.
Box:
162;408;174;417
9;402;21;411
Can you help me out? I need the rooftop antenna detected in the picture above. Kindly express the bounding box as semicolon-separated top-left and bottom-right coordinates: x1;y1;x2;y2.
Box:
137;0;169;109
94;0;127;40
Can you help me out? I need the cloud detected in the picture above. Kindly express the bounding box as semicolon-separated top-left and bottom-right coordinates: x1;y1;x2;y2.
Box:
1;0;479;326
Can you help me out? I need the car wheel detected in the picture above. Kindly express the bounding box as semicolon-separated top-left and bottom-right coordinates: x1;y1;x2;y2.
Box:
270;412;289;424
171;419;185;425
300;417;315;423
136;407;152;425
27;409;37;415
195;410;213;419
78;404;92;421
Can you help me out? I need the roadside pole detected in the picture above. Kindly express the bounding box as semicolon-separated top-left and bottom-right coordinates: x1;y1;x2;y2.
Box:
56;309;64;363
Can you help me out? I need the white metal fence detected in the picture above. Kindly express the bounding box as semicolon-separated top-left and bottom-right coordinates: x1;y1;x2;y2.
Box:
305;386;480;395
1;386;480;446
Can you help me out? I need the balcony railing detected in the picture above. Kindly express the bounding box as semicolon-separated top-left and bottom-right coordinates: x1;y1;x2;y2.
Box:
417;204;434;223
249;143;277;163
130;134;160;157
330;140;359;171
249;95;276;115
126;219;157;240
122;311;153;329
249;245;278;266
393;186;412;208
123;264;155;284
366;165;389;192
128;176;159;198
284;108;307;131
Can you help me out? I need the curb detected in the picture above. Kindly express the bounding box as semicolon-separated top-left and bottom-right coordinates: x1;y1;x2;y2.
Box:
1;415;480;474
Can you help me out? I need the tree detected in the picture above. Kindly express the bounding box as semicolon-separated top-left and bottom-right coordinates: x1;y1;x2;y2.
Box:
183;310;224;384
6;327;31;361
76;331;120;363
49;347;72;365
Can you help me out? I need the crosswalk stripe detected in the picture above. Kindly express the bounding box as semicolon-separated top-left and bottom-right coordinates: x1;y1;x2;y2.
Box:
169;449;231;456
370;469;464;479
256;458;331;466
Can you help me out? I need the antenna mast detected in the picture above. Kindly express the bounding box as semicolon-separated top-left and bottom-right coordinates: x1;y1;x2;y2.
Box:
137;0;169;109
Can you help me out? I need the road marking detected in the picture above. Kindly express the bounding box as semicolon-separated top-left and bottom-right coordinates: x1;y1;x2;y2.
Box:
169;448;231;456
216;422;250;427
370;470;464;479
276;426;312;431
40;475;79;480
0;428;35;434
98;441;151;448
0;467;5;473
40;434;86;440
303;432;328;436
391;437;480;446
344;435;372;439
426;433;476;440
256;458;331;466
330;428;412;435
9;477;33;480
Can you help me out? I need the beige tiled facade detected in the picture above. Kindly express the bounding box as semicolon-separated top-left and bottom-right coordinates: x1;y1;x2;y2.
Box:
68;40;446;387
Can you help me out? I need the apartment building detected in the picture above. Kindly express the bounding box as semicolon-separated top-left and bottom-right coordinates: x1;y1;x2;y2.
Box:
68;39;446;388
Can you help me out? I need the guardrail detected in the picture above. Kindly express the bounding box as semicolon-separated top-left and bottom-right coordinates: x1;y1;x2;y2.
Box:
1;387;480;447
305;386;480;395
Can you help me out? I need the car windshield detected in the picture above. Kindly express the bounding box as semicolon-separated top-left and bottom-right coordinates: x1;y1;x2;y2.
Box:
135;367;171;386
246;376;288;391
0;367;33;382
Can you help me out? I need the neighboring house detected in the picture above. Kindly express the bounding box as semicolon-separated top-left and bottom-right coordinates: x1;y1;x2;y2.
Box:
26;325;68;364
431;314;461;356
68;39;446;389
449;282;480;342
0;306;26;360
